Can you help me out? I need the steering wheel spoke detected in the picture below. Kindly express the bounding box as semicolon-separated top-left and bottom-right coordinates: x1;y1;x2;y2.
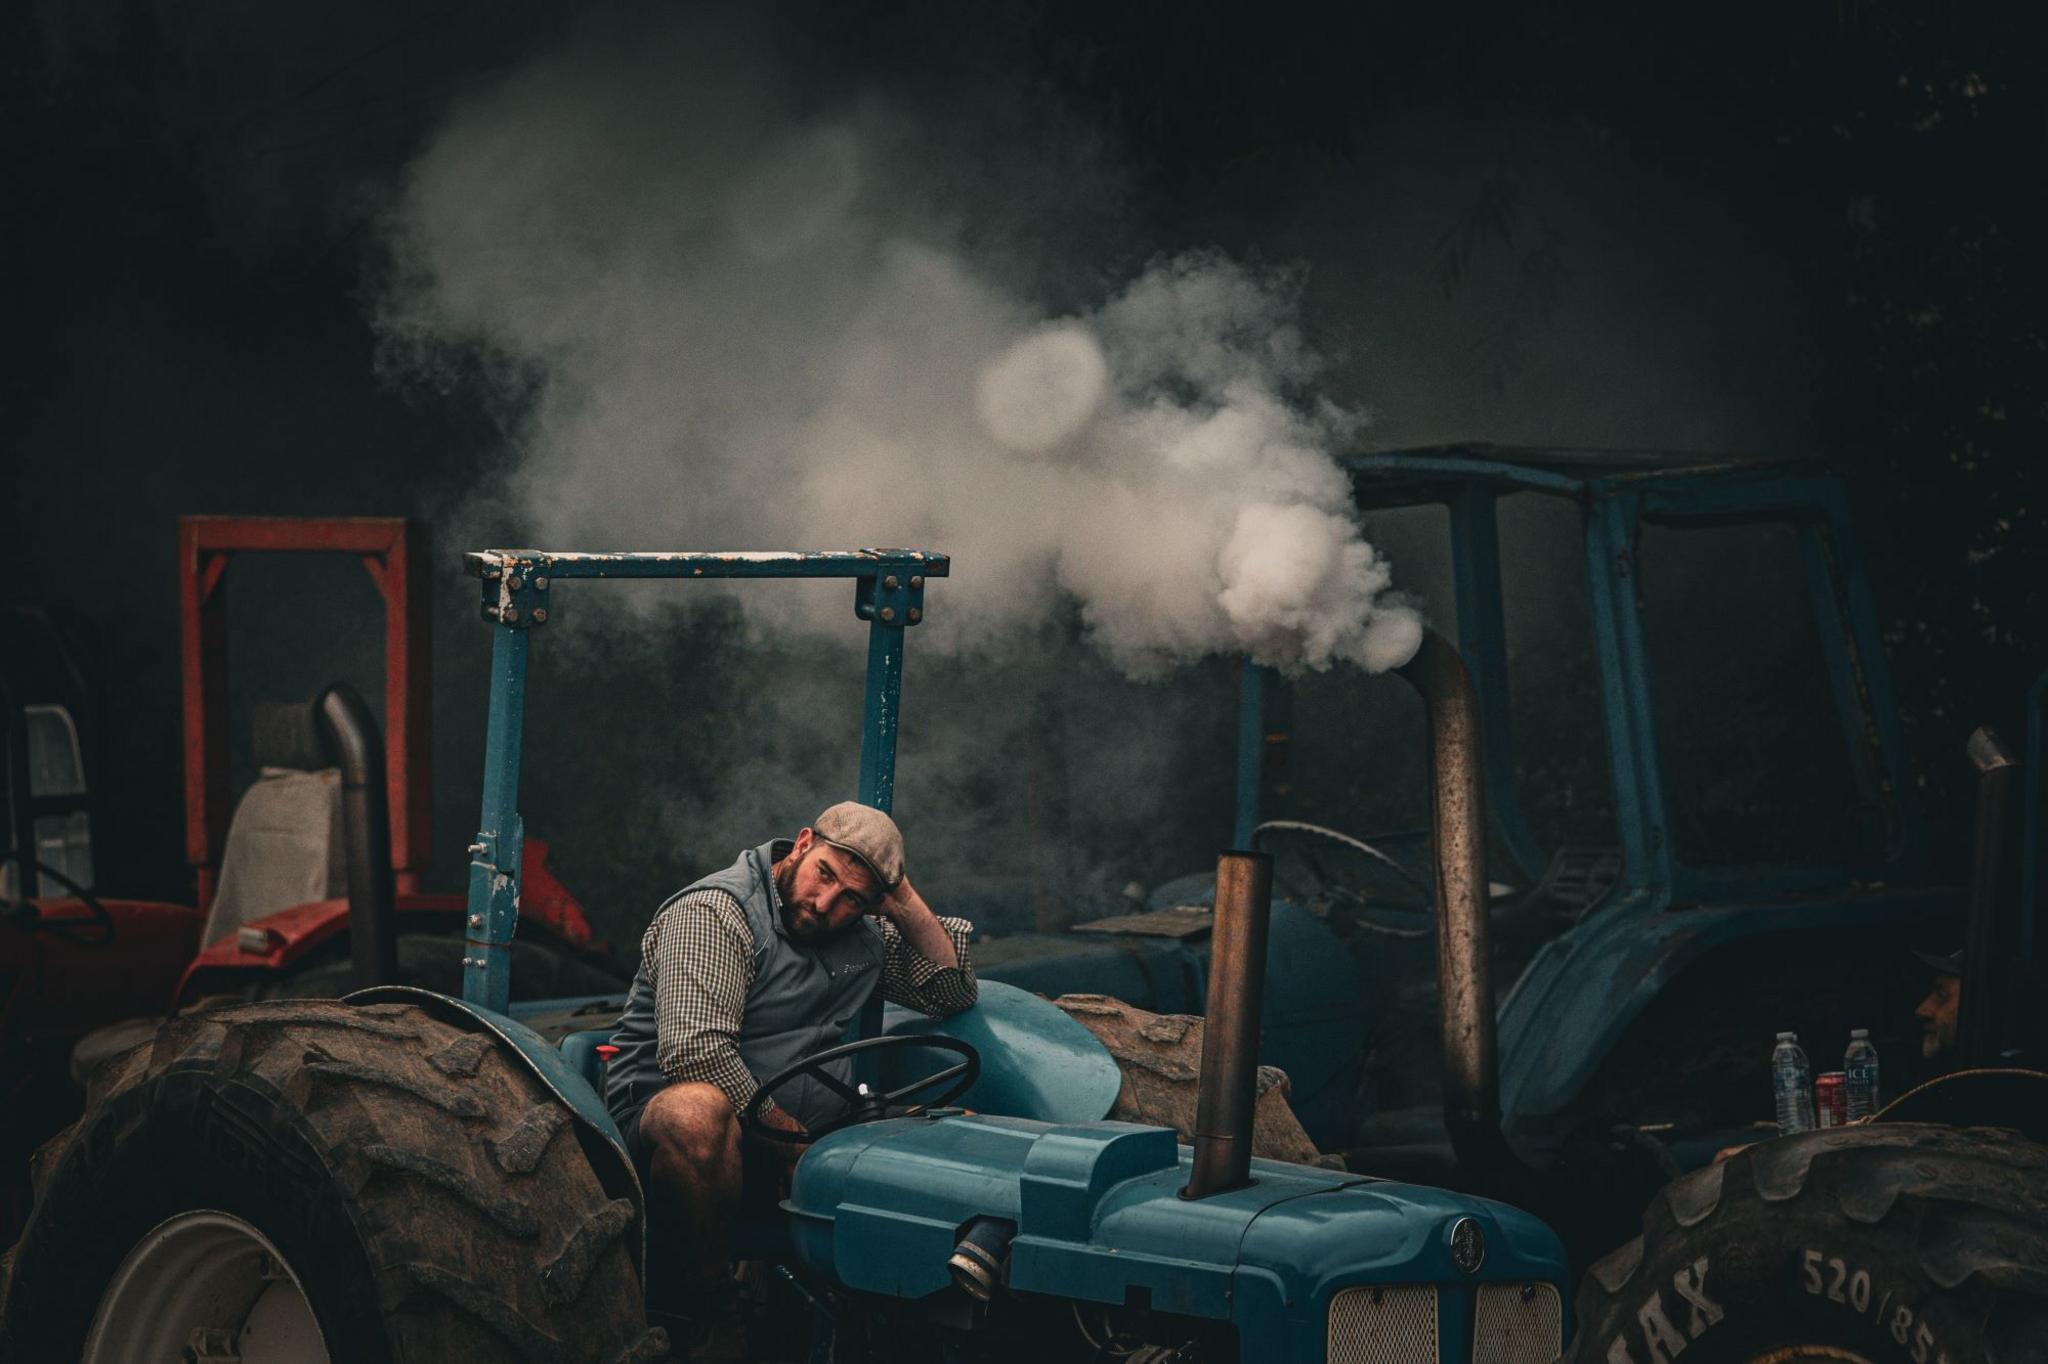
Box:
740;1032;981;1146
809;1069;863;1104
882;1058;971;1106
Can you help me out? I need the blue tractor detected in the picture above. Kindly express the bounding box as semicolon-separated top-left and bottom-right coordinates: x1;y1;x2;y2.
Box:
0;548;1571;1362
972;444;1986;1260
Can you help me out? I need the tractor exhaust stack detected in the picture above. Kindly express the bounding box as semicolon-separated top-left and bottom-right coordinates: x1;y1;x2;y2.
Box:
1183;849;1273;1200
317;683;399;991
1395;629;1516;1180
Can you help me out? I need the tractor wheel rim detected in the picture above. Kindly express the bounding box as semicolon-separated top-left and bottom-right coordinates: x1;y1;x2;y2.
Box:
84;1209;331;1364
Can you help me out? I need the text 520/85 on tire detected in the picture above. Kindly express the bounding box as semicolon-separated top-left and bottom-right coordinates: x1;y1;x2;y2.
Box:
1572;1123;2048;1364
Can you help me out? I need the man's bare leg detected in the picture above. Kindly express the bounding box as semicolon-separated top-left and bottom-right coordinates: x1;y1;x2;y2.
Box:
637;1082;743;1283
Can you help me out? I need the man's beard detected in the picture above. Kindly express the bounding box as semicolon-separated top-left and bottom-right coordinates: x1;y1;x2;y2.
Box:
775;857;835;943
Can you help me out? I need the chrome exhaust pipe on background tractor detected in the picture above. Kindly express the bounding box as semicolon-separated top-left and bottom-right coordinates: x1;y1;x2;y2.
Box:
317;683;398;991
1182;849;1274;1199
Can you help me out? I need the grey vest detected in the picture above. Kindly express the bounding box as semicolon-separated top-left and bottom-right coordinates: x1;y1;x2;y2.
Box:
607;841;886;1132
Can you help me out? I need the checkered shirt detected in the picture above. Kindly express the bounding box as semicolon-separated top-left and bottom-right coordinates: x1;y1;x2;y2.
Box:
639;886;977;1117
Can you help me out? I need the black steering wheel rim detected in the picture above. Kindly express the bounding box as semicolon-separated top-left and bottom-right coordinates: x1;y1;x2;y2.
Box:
740;1032;980;1145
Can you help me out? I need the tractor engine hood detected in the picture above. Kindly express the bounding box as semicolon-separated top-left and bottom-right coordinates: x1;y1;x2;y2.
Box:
785;1113;1569;1360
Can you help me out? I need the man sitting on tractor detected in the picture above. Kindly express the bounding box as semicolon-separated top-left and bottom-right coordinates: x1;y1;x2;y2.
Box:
604;802;977;1305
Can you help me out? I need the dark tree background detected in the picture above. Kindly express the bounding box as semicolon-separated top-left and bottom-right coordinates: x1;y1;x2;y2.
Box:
3;1;2041;941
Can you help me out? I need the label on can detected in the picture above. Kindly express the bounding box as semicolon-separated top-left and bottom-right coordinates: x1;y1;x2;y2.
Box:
1815;1071;1848;1129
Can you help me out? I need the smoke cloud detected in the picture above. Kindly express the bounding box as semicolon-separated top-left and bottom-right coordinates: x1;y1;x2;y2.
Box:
376;12;1419;681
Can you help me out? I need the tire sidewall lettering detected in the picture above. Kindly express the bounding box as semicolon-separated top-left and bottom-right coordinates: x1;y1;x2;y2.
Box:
1798;1246;1947;1364
1606;1243;1961;1364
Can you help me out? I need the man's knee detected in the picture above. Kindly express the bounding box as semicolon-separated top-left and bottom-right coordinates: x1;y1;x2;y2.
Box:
641;1082;741;1173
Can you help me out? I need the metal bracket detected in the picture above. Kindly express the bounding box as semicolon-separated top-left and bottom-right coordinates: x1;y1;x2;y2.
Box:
469;551;554;629
853;562;928;627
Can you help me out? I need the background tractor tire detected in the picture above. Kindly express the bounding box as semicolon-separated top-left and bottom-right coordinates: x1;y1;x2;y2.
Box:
0;999;668;1363
1570;1123;2048;1364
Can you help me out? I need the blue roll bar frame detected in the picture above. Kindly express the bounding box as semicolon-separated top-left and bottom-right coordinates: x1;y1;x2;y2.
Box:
458;549;948;1014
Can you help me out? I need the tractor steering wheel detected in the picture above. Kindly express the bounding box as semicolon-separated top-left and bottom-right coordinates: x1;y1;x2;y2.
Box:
740;1033;980;1145
1250;819;1435;938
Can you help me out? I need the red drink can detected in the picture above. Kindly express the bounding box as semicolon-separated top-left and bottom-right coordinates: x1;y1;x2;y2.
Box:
1815;1071;1848;1128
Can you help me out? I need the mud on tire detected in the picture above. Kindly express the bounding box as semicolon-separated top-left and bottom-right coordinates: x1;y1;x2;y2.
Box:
1570;1123;2048;1364
0;1000;667;1363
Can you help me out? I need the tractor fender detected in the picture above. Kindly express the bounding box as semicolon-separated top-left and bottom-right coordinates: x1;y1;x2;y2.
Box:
1498;887;1955;1157
343;984;644;1264
878;979;1122;1123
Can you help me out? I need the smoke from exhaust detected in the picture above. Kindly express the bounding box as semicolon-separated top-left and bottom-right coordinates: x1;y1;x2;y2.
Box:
376;14;1420;681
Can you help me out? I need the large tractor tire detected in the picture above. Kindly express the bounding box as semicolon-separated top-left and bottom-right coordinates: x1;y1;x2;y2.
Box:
1570;1123;2048;1364
0;1000;667;1363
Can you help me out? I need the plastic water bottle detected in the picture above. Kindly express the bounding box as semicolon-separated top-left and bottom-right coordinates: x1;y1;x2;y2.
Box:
1844;1028;1880;1120
1772;1032;1816;1134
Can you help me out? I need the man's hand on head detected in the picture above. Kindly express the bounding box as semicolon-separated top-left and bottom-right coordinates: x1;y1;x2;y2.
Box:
876;875;961;970
877;873;920;923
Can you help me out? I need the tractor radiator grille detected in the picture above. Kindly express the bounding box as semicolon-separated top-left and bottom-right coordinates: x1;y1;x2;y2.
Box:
1326;1285;1438;1364
1472;1282;1562;1363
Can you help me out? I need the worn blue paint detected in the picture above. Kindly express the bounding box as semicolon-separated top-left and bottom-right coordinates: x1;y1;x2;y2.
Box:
784;1112;1569;1362
465;626;528;1013
463;548;951;581
876;980;1122;1123
858;625;904;814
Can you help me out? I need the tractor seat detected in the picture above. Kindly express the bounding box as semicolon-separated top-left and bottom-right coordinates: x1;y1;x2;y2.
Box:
201;701;347;947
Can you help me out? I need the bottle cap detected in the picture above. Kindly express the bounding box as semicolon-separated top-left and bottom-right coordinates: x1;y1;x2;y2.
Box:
1850;1028;1869;1038
1776;1031;1797;1041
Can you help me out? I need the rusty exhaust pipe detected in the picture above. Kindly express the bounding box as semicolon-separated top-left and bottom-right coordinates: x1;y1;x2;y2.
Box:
1182;850;1274;1200
1395;629;1516;1179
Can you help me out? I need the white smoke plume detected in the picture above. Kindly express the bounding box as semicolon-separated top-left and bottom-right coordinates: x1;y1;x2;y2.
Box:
378;13;1419;679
